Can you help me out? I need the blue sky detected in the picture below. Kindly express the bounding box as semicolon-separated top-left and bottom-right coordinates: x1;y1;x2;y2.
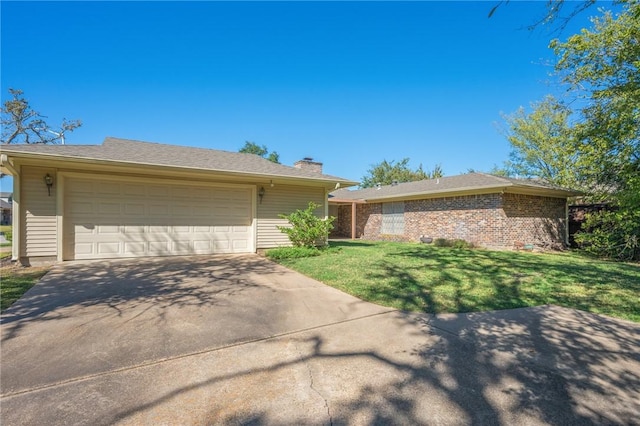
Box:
1;1;603;187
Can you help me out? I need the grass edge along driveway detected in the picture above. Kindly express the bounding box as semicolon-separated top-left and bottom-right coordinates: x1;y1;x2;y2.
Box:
1;266;49;312
275;241;640;323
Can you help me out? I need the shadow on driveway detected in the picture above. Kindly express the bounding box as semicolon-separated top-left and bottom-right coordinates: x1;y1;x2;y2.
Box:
1;254;639;425
1;254;389;395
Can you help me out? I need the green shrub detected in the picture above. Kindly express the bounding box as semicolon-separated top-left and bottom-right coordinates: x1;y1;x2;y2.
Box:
277;202;335;248
575;208;640;261
266;246;322;260
433;238;476;249
4;229;12;242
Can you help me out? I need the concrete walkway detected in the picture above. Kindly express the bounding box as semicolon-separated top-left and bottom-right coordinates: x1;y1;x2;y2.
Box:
1;254;639;425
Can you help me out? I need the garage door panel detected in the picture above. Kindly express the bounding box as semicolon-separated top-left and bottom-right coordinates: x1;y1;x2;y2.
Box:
233;240;249;250
192;205;213;217
149;204;169;216
193;240;212;251
121;225;142;234
99;225;120;234
98;182;121;195
213;240;230;250
74;243;94;255
124;203;145;215
64;177;253;260
124;242;145;253
122;184;145;196
70;201;95;215
98;202;121;215
98;242;120;254
149;241;171;252
147;185;168;197
67;180;95;194
171;205;191;216
149;225;169;233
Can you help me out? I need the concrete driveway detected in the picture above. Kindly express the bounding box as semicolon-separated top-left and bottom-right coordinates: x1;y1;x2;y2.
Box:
1;254;639;425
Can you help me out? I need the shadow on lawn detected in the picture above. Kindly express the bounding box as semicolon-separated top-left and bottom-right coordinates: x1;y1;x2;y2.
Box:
366;245;640;319
1;249;638;424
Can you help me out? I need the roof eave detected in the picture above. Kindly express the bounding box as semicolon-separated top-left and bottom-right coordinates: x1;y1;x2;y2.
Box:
359;185;511;202
1;150;358;187
333;183;580;203
507;184;583;198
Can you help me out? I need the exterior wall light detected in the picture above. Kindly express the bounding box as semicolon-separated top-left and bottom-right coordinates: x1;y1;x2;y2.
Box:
258;186;265;204
44;173;54;196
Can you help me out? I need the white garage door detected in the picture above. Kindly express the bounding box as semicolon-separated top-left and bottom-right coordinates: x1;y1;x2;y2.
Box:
64;176;254;260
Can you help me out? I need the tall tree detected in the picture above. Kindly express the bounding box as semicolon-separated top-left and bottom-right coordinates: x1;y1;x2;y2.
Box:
1;89;81;144
500;1;639;259
239;141;280;163
500;95;580;188
360;158;443;188
551;1;639;203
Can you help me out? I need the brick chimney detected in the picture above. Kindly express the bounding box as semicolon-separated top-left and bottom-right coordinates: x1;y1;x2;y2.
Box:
294;157;323;173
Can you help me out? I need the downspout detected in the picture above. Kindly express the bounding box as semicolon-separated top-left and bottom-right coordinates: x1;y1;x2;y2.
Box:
0;154;20;261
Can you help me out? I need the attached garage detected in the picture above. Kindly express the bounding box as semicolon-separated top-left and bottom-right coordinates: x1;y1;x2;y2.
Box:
0;137;356;264
64;175;254;260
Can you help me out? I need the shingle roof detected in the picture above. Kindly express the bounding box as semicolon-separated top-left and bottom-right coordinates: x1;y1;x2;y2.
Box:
329;173;581;201
1;137;356;184
0;199;11;209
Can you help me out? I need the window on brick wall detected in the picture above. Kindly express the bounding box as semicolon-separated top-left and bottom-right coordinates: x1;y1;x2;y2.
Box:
382;201;404;235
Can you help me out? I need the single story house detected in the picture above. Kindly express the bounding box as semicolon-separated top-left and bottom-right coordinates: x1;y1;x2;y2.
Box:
329;173;581;250
0;137;356;264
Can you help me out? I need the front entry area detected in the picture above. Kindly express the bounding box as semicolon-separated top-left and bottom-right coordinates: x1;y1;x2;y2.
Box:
63;174;254;260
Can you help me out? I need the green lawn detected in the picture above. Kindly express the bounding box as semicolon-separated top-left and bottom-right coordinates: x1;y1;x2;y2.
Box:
1;267;49;312
274;241;640;322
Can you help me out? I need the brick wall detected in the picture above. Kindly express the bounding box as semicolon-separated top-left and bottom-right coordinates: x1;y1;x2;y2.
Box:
360;203;382;239
501;193;566;249
402;194;504;246
333;203;383;239
335;192;568;249
333;205;352;237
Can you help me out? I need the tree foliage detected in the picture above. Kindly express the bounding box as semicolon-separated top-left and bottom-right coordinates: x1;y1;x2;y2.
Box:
277;202;334;248
1;89;81;144
489;0;598;31
500;95;580;187
551;1;639;202
574;208;640;261
360;158;443;188
501;1;639;259
239;141;280;163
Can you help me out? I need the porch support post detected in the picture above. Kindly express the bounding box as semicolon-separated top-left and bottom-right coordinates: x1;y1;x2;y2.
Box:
351;201;357;240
